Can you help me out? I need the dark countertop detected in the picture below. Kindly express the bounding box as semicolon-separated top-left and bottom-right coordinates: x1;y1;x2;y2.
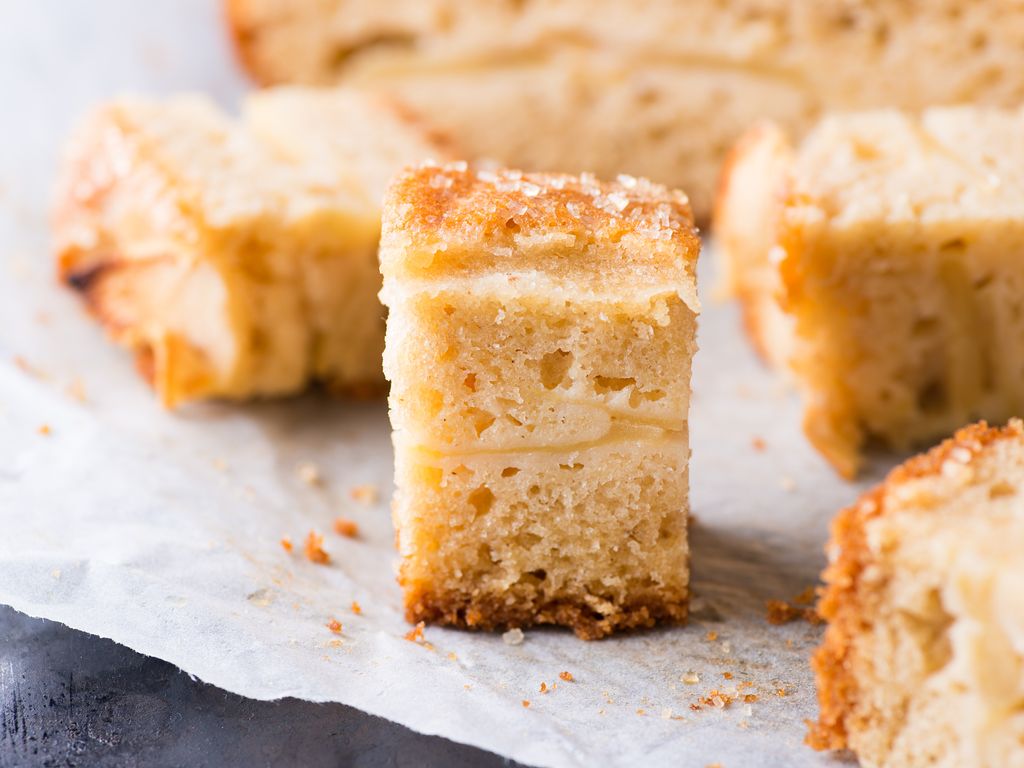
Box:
0;605;519;768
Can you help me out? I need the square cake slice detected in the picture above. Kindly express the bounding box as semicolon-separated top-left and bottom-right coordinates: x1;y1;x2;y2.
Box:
811;419;1024;767
380;163;700;639
52;88;445;406
716;107;1024;477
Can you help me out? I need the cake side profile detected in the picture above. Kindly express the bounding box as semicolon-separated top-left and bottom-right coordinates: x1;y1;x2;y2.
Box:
53;89;446;405
225;0;1024;219
716;106;1024;477
380;163;699;639
810;419;1024;768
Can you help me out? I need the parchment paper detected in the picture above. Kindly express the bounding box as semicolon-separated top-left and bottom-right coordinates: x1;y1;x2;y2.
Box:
0;3;878;765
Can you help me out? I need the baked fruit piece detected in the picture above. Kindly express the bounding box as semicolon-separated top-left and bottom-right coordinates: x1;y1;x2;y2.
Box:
810;419;1024;767
53;88;446;406
225;0;1024;220
716;106;1024;478
379;163;699;639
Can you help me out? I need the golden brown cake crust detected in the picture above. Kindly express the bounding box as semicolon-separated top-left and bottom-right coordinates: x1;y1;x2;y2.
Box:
809;419;1024;751
405;587;689;641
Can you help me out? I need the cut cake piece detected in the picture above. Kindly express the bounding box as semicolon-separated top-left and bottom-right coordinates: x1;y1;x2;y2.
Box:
380;163;699;639
53;87;446;406
716;106;1024;478
226;0;1024;220
811;419;1024;768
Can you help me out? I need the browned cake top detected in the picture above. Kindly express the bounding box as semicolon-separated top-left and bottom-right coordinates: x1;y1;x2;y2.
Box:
380;162;700;290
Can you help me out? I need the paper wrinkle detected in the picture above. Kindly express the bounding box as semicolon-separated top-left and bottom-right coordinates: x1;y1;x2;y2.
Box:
0;2;869;766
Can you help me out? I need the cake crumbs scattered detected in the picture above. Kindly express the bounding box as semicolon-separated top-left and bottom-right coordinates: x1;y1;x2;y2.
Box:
722;672;733;680
502;628;525;645
333;516;359;538
743;693;758;703
691;689;736;711
37;424;51;436
521;700;530;708
303;531;330;564
539;682;549;694
350;484;379;505
751;436;766;452
297;462;322;486
404;621;425;643
766;599;822;626
559;671;574;682
280;537;294;553
350;600;362;615
326;618;343;634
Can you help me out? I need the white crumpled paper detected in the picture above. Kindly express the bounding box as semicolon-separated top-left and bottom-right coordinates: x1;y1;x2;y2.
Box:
0;3;878;766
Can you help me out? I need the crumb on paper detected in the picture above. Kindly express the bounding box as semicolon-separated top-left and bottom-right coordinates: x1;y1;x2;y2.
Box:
350;600;362;615
297;462;322;487
350;484;379;505
66;377;87;403
776;687;788;697
706;630;719;642
333;516;359;538
326;618;342;634
636;709;646;716
304;531;330;564
766;598;823;626
521;700;530;708
559;671;574;682
447;651;457;661
280;537;294;553
751;436;766;452
405;621;425;643
691;689;736;712
780;475;797;492
502;627;524;645
722;672;733;680
682;672;700;685
744;694;758;703
37;424;51;436
539;682;548;694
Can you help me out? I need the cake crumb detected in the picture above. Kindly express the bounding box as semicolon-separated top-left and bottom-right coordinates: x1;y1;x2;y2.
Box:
682;672;700;685
766;598;822;625
37;424;51;436
350;600;362;615
722;672;733;680
333;517;359;538
636;709;646;716
751;436;767;452
304;531;330;564
539;682;548;694
706;630;719;641
297;462;322;486
280;537;294;553
447;651;458;661
776;687;788;697
502;628;525;645
559;671;574;682
744;693;758;703
405;621;425;643
326;618;342;634
350;484;379;505
521;700;530;708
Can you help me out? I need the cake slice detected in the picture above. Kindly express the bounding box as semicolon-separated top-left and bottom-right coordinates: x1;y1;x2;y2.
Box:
810;419;1024;767
379;163;699;639
716;106;1024;477
53;88;446;406
226;0;1024;220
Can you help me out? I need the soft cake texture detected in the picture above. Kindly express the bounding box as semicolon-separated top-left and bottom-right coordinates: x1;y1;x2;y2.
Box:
380;163;699;639
716;106;1024;477
227;0;1024;219
53;87;446;406
811;419;1024;768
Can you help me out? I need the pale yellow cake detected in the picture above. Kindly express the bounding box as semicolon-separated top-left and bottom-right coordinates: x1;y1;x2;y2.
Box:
811;419;1024;768
716;106;1024;477
53;88;446;405
226;0;1024;219
380;163;699;639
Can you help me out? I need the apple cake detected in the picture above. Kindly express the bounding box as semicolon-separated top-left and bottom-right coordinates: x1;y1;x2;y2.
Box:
811;419;1024;768
716;106;1024;477
379;162;699;639
53;87;446;406
225;0;1024;219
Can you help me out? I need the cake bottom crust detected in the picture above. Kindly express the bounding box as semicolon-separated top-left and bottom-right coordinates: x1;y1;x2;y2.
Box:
405;589;689;641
